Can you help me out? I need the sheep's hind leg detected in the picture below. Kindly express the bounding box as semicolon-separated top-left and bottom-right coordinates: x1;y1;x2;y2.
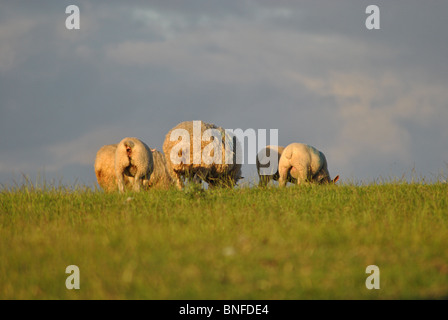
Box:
116;172;126;193
132;174;143;192
278;166;289;187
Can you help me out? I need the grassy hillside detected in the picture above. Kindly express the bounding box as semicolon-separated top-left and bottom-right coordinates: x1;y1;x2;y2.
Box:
1;182;447;299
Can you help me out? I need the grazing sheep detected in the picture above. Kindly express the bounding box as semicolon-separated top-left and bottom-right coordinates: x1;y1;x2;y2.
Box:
278;143;339;187
148;148;175;189
256;145;295;187
115;137;154;192
94;144;122;192
94;139;154;192
95;144;166;192
162;120;242;189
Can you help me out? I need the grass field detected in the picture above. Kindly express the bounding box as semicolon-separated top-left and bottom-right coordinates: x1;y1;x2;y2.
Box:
0;181;447;299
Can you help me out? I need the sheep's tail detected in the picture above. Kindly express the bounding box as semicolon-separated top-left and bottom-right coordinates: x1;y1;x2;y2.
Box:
122;140;135;148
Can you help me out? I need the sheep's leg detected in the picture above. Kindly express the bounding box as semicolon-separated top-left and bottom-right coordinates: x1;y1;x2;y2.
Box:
290;166;309;185
116;171;126;193
174;173;184;190
288;154;311;185
142;174;150;190
192;172;203;184
115;144;131;193
132;173;143;192
134;169;152;191
194;168;208;184
278;166;289;187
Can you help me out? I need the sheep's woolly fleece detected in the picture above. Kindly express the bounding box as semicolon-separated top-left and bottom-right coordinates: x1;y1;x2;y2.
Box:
162;120;242;189
148;149;175;190
278;142;339;187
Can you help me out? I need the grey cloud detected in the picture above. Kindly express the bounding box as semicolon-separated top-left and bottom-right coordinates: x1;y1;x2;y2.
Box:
1;0;447;186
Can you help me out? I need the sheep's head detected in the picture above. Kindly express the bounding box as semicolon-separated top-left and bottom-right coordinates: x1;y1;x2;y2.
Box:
319;175;340;184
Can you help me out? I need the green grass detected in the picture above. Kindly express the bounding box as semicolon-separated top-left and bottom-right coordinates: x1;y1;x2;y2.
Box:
1;182;447;299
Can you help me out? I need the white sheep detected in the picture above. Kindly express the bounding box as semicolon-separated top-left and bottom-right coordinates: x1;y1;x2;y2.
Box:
148;148;175;189
115;137;154;192
95;144;172;192
278;143;339;187
162;120;242;189
95;139;154;192
94;143;122;192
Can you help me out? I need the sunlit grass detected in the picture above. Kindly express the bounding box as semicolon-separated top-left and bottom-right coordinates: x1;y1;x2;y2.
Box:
1;181;447;299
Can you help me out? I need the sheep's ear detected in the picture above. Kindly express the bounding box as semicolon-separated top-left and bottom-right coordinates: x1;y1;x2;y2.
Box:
332;175;340;184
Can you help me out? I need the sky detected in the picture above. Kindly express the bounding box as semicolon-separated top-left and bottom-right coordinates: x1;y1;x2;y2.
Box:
1;0;447;188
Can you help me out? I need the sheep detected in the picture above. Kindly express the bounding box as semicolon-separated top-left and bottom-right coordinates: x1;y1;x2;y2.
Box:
256;145;294;187
115;137;154;192
148;148;175;189
278;143;339;187
162;120;242;189
94;143;122;192
94;143;171;192
95;138;154;192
